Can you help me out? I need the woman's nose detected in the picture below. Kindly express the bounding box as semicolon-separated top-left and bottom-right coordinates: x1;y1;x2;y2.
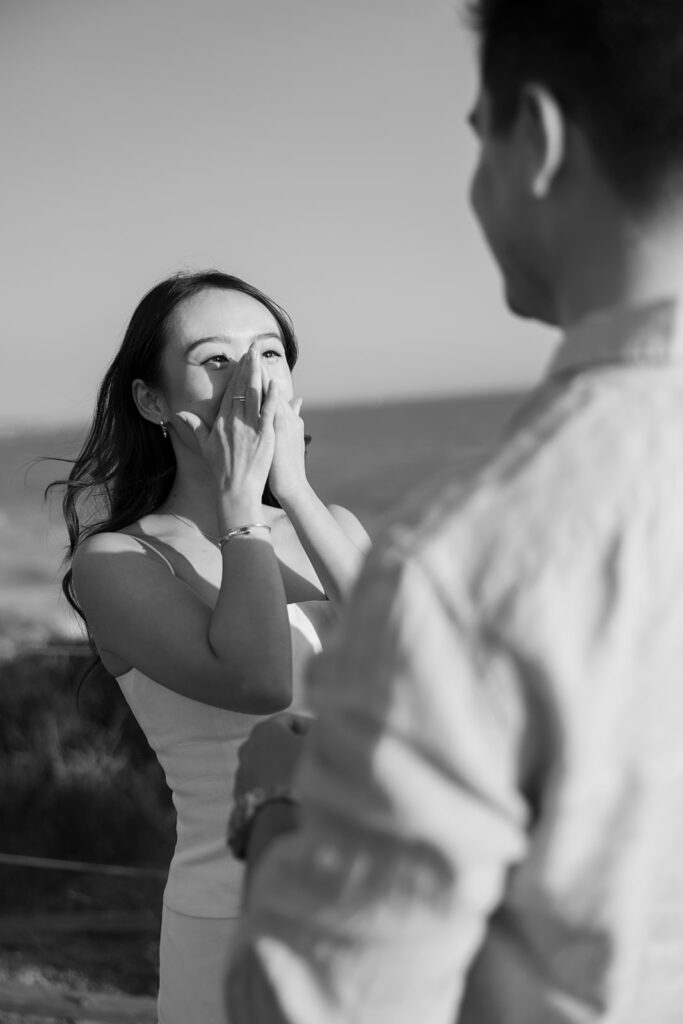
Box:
234;340;256;361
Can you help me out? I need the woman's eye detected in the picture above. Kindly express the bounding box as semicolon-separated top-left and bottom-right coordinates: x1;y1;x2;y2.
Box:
263;349;282;360
203;354;230;366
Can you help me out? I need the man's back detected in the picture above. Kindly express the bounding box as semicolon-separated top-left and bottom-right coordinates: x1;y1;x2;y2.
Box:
228;299;683;1023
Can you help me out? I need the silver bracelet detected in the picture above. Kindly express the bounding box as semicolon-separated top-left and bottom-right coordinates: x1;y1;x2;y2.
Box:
218;523;272;549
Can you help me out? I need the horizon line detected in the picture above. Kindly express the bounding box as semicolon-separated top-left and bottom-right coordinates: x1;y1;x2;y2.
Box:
0;384;530;438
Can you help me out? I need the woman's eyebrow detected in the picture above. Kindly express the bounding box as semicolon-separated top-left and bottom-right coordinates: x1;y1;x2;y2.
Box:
184;331;282;354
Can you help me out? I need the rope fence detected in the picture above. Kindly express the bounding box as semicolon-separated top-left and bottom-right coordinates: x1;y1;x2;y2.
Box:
0;851;167;880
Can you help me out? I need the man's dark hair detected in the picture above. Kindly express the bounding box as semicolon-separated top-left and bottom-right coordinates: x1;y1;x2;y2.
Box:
467;1;683;208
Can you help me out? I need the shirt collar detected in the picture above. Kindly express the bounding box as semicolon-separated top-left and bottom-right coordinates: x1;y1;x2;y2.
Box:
548;298;683;380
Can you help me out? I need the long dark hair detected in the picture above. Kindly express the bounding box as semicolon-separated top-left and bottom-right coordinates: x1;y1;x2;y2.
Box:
50;270;300;621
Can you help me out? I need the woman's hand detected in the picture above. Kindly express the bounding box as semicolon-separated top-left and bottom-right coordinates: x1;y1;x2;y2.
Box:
176;346;279;512
268;392;308;504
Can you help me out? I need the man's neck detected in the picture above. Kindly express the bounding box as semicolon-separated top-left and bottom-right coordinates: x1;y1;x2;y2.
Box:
555;201;683;331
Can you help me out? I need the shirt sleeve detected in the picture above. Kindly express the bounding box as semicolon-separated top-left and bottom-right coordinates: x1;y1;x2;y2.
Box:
226;536;532;1024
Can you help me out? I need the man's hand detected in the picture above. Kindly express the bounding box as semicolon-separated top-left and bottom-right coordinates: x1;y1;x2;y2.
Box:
234;711;312;801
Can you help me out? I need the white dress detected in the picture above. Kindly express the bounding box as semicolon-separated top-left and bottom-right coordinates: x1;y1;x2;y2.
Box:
116;541;328;1024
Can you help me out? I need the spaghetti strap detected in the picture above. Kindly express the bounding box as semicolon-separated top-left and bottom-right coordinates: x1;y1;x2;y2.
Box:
134;535;177;576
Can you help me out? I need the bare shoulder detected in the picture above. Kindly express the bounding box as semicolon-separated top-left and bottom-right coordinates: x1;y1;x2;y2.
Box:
327;504;371;550
72;529;167;595
73;529;148;569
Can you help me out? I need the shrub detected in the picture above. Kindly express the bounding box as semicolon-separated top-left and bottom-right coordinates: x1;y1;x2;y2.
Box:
0;647;175;867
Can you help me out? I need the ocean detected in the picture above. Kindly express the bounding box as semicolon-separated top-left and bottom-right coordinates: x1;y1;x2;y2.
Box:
0;391;525;644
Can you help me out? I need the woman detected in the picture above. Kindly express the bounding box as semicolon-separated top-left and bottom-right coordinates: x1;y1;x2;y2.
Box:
59;270;370;1023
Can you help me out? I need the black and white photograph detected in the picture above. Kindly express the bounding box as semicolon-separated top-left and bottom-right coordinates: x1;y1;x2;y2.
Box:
2;2;683;1022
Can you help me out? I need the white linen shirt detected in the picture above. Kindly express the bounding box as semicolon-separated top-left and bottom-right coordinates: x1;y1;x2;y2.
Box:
227;299;683;1023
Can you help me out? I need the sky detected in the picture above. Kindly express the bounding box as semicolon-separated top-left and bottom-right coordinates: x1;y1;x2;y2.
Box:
0;0;555;429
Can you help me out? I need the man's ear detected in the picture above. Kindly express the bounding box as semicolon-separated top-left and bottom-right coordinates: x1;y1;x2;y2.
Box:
519;83;567;199
132;378;166;426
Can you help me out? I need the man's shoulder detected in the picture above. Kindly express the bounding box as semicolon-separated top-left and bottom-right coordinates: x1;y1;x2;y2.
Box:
372;371;656;603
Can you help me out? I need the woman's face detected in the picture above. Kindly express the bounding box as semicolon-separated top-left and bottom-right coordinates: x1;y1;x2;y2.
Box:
157;287;294;427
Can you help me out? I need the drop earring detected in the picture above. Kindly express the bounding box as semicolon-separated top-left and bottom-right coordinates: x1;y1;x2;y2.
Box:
160;419;168;439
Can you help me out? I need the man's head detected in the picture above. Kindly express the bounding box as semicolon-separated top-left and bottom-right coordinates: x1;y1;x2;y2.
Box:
466;1;683;325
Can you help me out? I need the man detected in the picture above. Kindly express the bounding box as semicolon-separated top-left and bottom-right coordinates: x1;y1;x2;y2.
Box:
226;2;683;1020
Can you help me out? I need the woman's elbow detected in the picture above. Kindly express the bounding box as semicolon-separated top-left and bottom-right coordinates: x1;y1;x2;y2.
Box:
246;686;292;715
235;668;292;715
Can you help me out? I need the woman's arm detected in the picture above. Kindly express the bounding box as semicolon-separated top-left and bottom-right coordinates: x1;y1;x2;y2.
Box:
269;395;371;604
73;348;292;714
73;528;291;714
280;490;370;605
